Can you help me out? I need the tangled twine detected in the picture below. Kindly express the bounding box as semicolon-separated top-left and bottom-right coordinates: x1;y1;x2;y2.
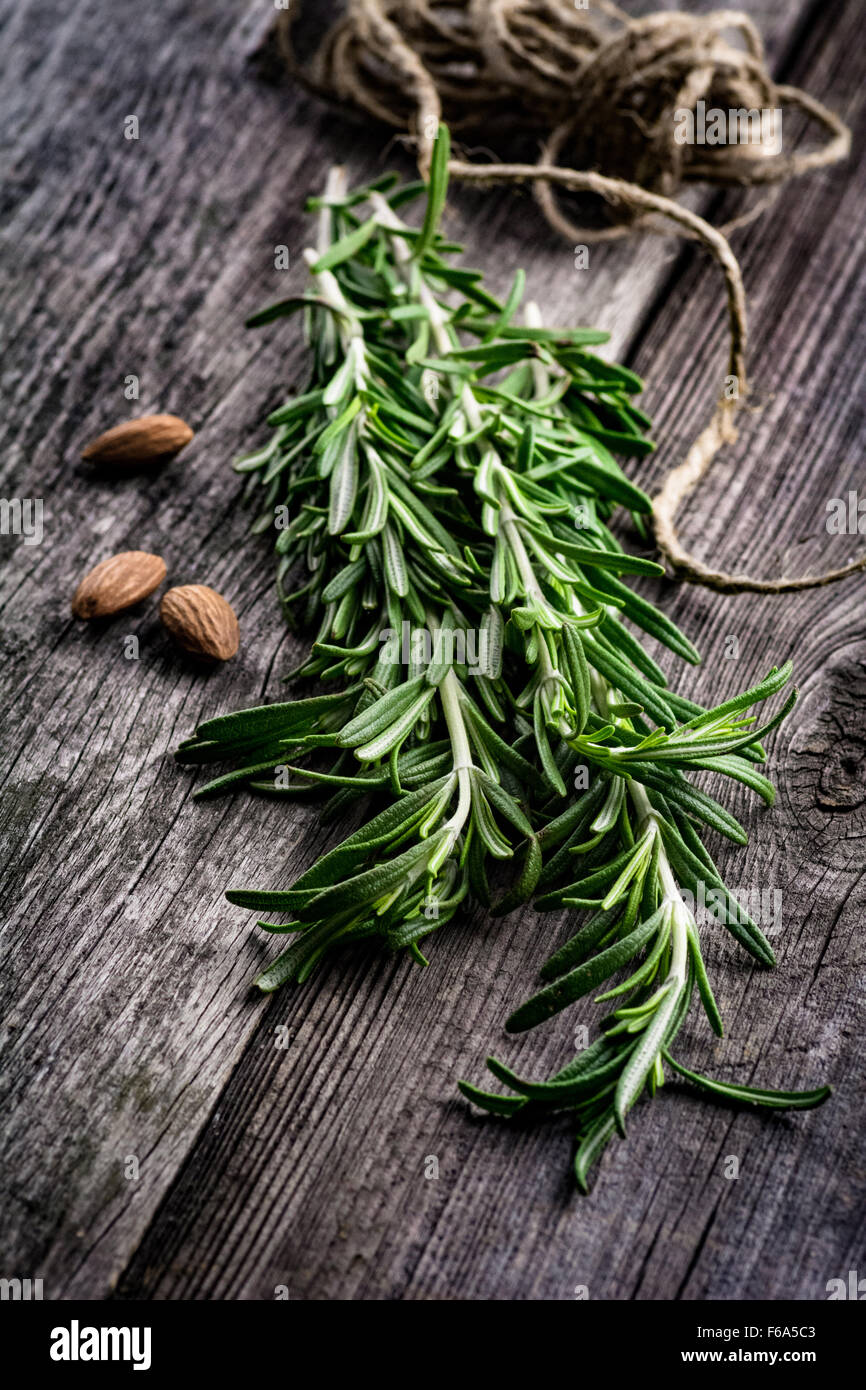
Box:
275;0;858;593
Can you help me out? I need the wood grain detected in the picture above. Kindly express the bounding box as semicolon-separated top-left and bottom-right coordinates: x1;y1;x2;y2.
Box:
0;0;862;1301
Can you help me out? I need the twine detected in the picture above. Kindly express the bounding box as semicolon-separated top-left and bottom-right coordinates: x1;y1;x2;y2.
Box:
274;1;858;593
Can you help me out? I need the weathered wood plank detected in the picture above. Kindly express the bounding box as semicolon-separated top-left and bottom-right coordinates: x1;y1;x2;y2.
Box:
0;0;861;1303
117;1;865;1302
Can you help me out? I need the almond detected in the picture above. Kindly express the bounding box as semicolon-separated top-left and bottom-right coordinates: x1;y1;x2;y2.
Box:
81;414;194;469
160;585;239;662
71;551;167;619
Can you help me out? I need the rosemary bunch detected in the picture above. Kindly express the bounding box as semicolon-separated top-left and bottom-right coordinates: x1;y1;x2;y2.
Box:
177;127;829;1187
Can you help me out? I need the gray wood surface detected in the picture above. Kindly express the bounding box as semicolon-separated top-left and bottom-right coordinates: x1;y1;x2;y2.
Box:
0;0;863;1301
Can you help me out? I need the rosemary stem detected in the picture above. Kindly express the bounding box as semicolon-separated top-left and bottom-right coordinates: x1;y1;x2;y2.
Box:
302;253;365;344
318;166;347;254
500;508;561;697
369;196;564;854
592;641;688;973
369;191;487;434
371;190;562;702
500;509;543;602
626;777;688;999
439;665;474;841
370;193;551;622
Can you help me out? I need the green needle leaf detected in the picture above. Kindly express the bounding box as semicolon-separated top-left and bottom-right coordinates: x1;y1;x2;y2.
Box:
663;1052;832;1110
505;904;668;1032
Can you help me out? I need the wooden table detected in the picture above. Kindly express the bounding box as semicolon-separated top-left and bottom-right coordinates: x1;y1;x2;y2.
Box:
1;0;863;1300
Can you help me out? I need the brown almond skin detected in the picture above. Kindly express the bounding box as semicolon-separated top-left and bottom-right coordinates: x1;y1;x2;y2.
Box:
71;551;167;619
160;585;239;662
81;414;194;469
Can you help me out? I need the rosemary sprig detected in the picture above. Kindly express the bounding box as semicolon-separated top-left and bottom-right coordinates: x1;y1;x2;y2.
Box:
177;127;829;1189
